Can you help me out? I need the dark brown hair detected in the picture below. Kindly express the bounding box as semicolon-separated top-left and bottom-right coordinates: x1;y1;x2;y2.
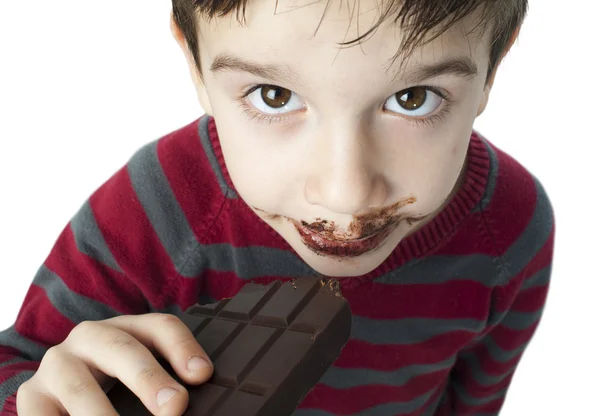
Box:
172;0;528;86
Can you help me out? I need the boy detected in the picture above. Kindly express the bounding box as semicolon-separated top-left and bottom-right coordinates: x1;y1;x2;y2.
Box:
0;0;554;415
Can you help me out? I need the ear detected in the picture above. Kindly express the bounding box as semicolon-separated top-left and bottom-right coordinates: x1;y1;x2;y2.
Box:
170;11;213;115
477;25;521;117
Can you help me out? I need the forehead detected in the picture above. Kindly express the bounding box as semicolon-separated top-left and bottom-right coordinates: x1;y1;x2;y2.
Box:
197;0;489;80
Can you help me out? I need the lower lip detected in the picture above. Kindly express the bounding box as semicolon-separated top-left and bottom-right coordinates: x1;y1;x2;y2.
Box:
292;221;395;258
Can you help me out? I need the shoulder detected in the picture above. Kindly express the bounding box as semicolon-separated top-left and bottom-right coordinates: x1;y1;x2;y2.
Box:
474;131;555;286
125;115;228;240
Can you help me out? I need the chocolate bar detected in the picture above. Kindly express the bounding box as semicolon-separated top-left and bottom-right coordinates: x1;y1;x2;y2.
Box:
107;277;352;415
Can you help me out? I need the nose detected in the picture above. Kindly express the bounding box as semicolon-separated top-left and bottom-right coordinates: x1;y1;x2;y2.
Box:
304;124;388;215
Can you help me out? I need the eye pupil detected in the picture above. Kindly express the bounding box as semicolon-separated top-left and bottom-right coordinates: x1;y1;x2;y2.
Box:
261;86;292;108
395;87;426;110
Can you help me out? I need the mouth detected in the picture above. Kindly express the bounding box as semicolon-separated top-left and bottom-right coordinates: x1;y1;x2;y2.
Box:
291;219;397;258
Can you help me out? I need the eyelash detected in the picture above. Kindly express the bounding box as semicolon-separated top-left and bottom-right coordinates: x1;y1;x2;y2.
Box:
236;84;454;128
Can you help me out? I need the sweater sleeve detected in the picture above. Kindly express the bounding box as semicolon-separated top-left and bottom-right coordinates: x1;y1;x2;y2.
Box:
441;181;555;415
0;139;193;414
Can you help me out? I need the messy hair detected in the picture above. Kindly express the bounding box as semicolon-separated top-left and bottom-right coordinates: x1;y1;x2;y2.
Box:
172;0;528;85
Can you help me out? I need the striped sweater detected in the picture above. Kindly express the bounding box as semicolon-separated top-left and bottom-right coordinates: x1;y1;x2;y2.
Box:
0;115;554;415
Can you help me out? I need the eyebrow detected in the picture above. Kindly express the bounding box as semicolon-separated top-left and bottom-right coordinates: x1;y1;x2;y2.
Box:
209;53;478;85
390;56;479;85
210;54;301;86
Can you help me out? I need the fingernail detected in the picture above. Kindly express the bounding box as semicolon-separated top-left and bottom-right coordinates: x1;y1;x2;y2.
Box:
157;387;178;407
187;356;211;372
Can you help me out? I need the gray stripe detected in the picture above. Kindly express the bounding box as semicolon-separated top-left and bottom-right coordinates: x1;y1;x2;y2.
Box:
192;245;316;280
454;382;508;407
352;316;486;345
292;388;436;416
423;389;445;416
522;265;552;290
0;356;28;370
151;303;186;316
501;308;545;331
321;356;455;389
0;371;35;410
496;176;554;283
197;115;238;199
70;200;122;273
33;265;121;324
0;326;47;362
376;253;499;287
473;136;499;213
127;141;202;277
460;352;517;387
481;335;528;363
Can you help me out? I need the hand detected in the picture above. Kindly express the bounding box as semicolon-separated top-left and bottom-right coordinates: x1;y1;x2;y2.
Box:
16;313;213;415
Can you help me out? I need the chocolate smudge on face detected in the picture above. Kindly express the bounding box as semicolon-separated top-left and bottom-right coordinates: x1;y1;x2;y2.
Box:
300;196;428;241
253;196;429;242
252;206;281;221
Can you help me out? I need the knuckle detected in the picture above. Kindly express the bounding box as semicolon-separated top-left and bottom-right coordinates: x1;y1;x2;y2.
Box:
156;313;183;328
65;379;93;397
16;380;34;398
171;336;200;353
70;320;99;341
135;366;162;388
106;333;136;350
41;346;66;366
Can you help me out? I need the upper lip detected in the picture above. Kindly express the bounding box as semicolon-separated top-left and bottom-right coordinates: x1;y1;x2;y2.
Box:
296;221;391;242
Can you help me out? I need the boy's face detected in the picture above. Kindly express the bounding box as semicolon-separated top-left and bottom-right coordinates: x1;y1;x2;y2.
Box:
172;0;501;277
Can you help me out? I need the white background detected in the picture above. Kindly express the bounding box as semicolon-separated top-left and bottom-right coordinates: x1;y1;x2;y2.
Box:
0;0;597;414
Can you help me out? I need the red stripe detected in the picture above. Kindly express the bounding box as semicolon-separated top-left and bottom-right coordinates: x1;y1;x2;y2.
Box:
490;323;539;352
437;213;499;256
349;281;490;320
162;273;205;312
45;223;148;315
201;272;491;321
207;200;294;250
299;370;449;415
512;285;549;313
156;121;226;245
1;393;17;415
0;347;22;363
89;166;180;309
14;285;75;347
479;143;538;254
337;332;472;371
0;361;40;384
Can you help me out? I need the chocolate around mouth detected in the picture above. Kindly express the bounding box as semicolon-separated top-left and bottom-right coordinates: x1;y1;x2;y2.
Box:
293;219;396;258
253;196;429;257
298;196;425;241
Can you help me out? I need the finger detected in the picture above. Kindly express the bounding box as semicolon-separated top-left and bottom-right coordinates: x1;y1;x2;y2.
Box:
16;382;63;416
41;348;118;416
66;321;188;416
108;313;213;384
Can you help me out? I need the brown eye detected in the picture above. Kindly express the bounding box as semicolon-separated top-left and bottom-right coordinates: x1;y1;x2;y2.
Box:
260;86;292;108
395;87;427;110
246;85;303;116
384;86;443;118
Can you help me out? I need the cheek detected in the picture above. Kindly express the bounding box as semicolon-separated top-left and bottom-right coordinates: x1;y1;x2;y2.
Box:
399;139;467;211
213;120;297;208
